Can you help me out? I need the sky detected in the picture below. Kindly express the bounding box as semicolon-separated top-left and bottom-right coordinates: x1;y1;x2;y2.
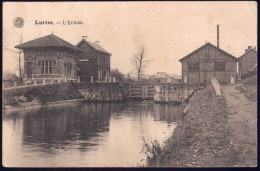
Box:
3;1;257;76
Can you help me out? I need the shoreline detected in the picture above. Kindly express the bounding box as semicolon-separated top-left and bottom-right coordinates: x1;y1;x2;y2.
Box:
3;99;84;114
147;86;238;167
2;98;142;114
146;81;257;167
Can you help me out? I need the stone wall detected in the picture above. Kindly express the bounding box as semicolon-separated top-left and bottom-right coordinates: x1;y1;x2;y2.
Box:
76;82;130;101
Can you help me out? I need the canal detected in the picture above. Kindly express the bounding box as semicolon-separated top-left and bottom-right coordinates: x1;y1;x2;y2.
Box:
3;102;183;167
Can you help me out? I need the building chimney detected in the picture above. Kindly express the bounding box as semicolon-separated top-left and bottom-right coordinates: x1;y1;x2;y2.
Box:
217;25;220;48
248;46;252;49
82;36;88;40
95;41;100;45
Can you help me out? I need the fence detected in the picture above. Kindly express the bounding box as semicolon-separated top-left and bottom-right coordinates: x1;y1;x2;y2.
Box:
3;75;125;90
211;77;221;97
2;77;66;90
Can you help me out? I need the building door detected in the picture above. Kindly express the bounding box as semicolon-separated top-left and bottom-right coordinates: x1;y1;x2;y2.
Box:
27;62;33;79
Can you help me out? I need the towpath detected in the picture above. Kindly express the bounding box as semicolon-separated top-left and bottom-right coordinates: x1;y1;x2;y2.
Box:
222;84;257;166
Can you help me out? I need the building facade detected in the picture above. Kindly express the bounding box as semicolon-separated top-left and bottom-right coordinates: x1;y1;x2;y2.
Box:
179;42;238;84
76;37;111;82
15;34;83;81
238;46;257;79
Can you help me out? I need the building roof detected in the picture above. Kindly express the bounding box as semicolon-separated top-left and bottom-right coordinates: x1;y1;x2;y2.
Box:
76;39;111;55
15;34;83;52
179;42;237;62
238;48;257;60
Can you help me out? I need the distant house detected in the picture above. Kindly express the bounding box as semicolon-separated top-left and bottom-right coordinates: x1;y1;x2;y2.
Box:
76;37;111;82
238;46;257;79
15;34;83;81
179;42;238;84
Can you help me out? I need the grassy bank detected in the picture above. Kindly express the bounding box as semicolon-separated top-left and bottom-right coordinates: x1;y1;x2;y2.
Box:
146;86;238;167
3;82;83;106
236;75;257;102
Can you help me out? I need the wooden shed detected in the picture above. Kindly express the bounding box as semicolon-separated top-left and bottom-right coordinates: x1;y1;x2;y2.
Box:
179;42;238;84
238;47;257;79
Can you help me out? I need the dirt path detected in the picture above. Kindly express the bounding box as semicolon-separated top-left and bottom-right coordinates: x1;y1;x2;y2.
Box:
222;84;257;166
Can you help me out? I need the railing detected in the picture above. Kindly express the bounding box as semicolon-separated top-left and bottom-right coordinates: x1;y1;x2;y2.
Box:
78;76;121;83
3;76;126;90
211;77;221;97
32;74;61;79
2;77;66;90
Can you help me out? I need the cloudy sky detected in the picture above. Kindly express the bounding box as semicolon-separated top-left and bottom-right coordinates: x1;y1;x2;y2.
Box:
3;1;257;75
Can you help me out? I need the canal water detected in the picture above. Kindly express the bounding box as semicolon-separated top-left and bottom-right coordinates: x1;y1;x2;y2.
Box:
2;102;183;167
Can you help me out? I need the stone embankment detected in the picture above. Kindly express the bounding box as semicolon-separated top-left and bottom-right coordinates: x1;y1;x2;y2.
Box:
3;82;130;111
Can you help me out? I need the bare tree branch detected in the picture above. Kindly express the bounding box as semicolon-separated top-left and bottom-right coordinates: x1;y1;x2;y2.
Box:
131;45;151;82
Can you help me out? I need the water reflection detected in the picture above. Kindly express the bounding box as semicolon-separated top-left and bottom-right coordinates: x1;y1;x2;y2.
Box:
3;102;183;167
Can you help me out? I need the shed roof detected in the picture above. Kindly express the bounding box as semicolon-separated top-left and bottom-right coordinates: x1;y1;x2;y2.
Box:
76;39;111;55
179;42;237;62
238;48;257;60
15;34;83;52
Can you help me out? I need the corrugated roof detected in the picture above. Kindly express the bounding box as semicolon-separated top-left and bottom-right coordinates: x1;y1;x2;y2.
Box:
15;34;83;52
179;42;237;62
76;39;111;55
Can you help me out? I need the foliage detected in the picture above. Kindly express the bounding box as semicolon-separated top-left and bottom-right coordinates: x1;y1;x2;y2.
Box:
141;136;162;165
3;82;83;106
110;68;124;82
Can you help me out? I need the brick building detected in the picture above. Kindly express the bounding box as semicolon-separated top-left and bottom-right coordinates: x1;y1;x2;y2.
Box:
179;42;238;84
15;34;83;81
76;37;111;82
238;46;257;79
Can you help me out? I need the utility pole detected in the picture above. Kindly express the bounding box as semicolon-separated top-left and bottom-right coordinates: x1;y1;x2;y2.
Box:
18;34;23;82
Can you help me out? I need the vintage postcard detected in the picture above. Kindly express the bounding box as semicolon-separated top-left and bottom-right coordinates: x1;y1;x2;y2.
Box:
2;1;257;167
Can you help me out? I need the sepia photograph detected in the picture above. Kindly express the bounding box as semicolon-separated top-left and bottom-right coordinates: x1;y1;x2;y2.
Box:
2;1;257;167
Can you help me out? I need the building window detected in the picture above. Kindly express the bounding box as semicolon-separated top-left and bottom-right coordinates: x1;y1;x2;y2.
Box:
188;62;200;71
215;62;225;71
38;60;56;75
64;62;73;75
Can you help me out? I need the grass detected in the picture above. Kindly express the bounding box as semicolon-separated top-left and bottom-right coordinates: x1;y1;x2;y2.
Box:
3;82;83;106
236;75;257;102
146;86;239;167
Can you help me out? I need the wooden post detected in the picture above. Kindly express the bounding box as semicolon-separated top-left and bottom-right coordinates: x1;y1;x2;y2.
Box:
58;79;61;83
109;77;112;82
43;79;46;85
77;76;80;82
51;78;53;84
25;81;27;86
34;79;37;85
113;77;116;82
65;76;67;82
14;81;17;88
91;76;93;82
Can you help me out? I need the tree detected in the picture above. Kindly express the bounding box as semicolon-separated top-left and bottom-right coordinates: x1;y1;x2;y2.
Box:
131;45;151;82
110;68;124;82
